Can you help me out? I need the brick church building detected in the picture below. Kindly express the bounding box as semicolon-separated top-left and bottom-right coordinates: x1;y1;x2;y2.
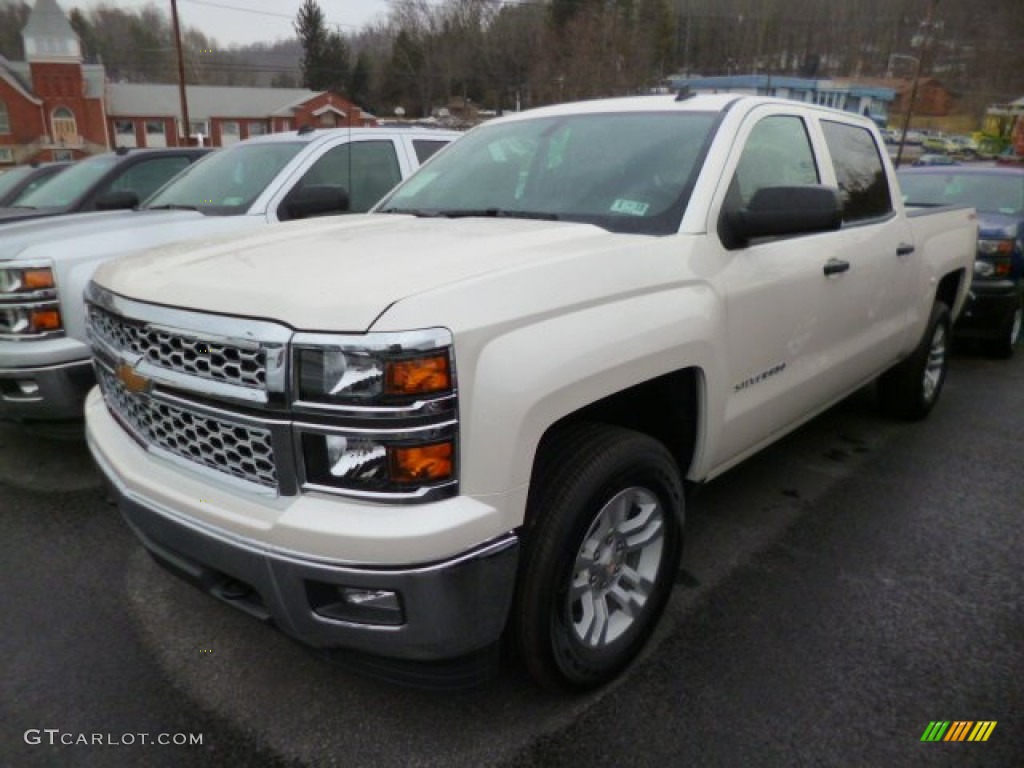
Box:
0;0;109;164
0;0;375;166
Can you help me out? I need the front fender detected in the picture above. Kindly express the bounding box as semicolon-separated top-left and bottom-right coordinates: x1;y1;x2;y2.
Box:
457;285;721;519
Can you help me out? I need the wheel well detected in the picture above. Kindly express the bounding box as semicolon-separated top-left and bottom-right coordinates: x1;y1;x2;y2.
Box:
935;270;963;312
529;368;700;509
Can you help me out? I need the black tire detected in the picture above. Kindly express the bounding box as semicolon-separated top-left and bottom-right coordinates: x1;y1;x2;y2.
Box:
983;299;1022;359
878;301;951;420
513;423;683;691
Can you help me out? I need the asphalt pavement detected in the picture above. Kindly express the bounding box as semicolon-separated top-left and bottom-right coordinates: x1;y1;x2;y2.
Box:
1;347;1021;767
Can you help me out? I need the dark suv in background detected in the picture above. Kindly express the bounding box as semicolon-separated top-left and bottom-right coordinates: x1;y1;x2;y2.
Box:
0;147;212;226
898;166;1024;357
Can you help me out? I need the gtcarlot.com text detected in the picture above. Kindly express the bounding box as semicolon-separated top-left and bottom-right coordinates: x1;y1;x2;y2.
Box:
24;729;204;747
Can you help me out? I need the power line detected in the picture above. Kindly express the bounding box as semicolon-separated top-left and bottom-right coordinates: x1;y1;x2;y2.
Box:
179;0;361;28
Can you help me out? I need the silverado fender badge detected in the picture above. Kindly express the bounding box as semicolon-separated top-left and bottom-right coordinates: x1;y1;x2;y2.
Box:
116;362;152;395
734;362;787;393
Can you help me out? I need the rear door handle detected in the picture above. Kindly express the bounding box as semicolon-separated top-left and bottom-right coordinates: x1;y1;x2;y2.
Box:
896;243;915;256
824;258;850;276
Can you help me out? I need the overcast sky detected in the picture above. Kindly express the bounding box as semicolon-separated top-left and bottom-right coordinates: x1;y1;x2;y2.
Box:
77;0;393;47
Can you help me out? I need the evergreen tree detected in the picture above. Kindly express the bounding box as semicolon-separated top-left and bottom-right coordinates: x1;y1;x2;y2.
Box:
0;3;30;60
294;0;330;89
294;0;350;93
323;31;351;93
350;51;372;110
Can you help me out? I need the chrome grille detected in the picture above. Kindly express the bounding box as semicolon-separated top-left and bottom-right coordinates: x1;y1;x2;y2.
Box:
97;366;278;489
89;306;267;389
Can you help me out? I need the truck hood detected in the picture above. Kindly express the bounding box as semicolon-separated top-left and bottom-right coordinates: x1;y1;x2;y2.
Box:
976;211;1022;240
94;214;629;332
0;209;246;263
0;205;69;226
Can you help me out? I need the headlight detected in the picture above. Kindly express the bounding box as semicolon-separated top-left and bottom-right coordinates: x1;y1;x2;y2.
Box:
296;346;452;403
0;304;62;335
0;262;62;339
975;239;1014;278
293;329;458;500
300;432;456;498
0;265;55;294
977;239;1013;256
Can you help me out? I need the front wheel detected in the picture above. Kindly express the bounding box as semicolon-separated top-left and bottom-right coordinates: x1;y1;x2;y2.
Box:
878;301;951;420
513;423;683;691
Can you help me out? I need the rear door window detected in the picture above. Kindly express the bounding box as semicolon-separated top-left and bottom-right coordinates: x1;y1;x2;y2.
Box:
412;140;449;164
821;121;892;223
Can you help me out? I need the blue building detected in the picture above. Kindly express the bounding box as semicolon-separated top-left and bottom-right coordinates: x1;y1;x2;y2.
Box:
667;75;894;127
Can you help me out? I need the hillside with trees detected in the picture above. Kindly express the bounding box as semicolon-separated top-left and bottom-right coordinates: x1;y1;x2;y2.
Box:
1;0;1022;119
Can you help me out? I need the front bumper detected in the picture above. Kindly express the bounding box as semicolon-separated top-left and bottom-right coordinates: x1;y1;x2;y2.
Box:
85;389;520;666
954;281;1021;340
0;358;94;421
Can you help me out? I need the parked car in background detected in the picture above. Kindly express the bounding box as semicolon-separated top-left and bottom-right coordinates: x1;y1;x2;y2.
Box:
921;135;955;154
948;135;979;158
0;163;70;207
0;126;458;424
0;147;211;226
995;149;1024;167
913;154;959;167
898;166;1024;357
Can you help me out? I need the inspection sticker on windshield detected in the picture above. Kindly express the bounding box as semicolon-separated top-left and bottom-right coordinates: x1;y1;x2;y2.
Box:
610;199;649;216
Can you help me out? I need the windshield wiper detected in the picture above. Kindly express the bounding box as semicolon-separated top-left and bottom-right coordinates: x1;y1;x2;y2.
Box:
377;207;443;217
436;208;561;221
379;207;560;221
144;203;201;212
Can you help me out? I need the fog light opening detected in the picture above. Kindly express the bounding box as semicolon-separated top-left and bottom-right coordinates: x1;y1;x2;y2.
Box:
17;379;40;396
306;581;405;626
0;378;42;401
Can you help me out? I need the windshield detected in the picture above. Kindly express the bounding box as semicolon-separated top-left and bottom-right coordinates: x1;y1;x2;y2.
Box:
144;142;306;214
0;167;33;199
899;172;1024;217
378;111;717;235
15;155;118;208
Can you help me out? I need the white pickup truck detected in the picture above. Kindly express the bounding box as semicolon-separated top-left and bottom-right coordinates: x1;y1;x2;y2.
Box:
84;94;976;690
0;126;457;423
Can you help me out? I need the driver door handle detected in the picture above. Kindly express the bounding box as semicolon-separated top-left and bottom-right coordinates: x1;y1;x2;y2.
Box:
897;243;916;257
824;258;850;276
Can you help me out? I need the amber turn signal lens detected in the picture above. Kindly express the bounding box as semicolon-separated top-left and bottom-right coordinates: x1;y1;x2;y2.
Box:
390;442;453;483
385;355;451;395
23;269;55;290
31;308;62;331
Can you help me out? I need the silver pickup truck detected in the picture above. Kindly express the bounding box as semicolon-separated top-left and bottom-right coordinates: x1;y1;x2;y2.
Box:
0;126;458;423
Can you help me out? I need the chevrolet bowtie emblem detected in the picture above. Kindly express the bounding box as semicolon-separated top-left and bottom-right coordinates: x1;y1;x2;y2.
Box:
116;362;152;395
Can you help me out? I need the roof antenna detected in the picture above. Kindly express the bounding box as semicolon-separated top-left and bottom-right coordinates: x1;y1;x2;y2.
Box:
675;86;694;101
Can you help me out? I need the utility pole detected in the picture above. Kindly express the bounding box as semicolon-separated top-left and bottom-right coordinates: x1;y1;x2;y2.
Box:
170;0;191;146
895;0;939;168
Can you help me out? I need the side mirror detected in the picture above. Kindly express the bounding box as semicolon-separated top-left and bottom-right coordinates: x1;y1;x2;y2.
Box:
720;185;843;250
283;184;350;220
95;190;140;211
